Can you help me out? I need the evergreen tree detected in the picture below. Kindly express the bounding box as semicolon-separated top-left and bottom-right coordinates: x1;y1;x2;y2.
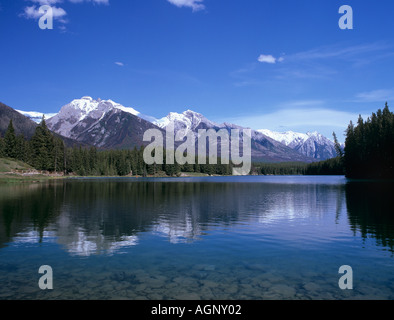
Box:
88;147;97;175
130;147;139;176
332;132;344;158
0;135;4;158
53;137;65;173
137;146;145;176
14;135;26;162
4;120;17;158
30;117;56;171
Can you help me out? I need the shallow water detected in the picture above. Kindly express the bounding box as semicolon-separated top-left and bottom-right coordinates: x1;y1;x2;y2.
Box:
0;175;394;300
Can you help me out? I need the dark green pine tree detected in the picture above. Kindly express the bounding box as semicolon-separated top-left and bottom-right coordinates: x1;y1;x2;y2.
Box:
52;137;65;173
137;146;145;176
30;116;56;171
332;132;344;158
344;120;357;177
71;146;84;175
88;147;98;175
0;135;4;158
4;120;17;158
14;135;27;162
130;147;139;176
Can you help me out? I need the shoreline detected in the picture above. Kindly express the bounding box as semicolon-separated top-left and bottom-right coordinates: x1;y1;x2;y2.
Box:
0;171;218;183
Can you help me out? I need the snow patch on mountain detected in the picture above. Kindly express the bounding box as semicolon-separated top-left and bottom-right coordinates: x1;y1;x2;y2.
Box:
16;110;58;124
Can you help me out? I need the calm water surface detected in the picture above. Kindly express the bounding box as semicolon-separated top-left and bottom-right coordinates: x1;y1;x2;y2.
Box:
1;175;394;300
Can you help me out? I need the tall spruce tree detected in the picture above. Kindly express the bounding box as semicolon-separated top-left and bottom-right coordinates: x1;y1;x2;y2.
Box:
14;135;26;162
30;116;56;171
4;120;17;158
332;132;344;158
0;135;4;157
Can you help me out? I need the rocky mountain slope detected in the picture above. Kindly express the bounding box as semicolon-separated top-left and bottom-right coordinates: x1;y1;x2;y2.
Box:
258;129;338;160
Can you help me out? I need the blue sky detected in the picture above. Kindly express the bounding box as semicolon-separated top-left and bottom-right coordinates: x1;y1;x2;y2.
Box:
1;0;394;141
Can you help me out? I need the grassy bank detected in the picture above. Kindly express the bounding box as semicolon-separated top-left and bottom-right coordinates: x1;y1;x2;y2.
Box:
0;158;65;183
0;158;214;183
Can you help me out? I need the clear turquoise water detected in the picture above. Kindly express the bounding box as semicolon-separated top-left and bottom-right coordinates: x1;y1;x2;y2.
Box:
0;176;394;300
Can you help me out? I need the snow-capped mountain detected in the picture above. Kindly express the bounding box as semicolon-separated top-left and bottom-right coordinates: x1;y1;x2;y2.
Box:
16;110;58;124
154;110;314;162
257;129;337;160
46;96;155;139
153;110;221;139
46;97;163;149
258;130;309;147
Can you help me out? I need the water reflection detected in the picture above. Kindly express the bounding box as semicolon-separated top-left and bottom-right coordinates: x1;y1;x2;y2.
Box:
346;180;394;253
0;177;393;256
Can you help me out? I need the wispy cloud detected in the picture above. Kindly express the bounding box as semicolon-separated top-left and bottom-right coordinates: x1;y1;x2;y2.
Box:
29;0;63;4
284;42;391;66
280;100;326;108
68;0;109;4
167;0;205;11
276;42;392;79
354;88;394;103
232;42;393;86
115;62;124;67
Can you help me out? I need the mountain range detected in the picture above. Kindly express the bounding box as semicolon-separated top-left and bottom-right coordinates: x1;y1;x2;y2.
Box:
2;97;339;162
257;129;338;160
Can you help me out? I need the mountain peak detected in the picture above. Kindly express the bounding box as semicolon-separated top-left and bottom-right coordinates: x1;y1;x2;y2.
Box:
183;109;202;116
46;97;146;138
257;128;336;160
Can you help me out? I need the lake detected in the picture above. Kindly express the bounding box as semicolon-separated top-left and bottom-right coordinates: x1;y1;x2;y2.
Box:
0;175;394;300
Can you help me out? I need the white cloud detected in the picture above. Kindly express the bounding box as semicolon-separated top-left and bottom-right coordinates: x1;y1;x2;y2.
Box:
22;5;67;21
167;0;205;11
20;0;110;28
115;62;124;67
257;54;276;64
257;54;284;64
